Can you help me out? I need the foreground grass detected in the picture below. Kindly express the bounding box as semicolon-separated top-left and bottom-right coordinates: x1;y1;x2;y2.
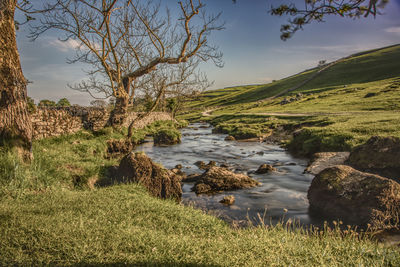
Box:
1;184;399;266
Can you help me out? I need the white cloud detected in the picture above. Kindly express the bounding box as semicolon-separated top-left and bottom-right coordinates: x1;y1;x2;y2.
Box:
48;39;82;52
385;26;400;35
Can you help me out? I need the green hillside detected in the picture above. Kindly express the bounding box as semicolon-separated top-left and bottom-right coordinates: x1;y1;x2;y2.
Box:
190;44;400;108
182;44;400;156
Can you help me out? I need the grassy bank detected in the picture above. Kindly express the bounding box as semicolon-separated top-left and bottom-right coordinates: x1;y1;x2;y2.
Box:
1;184;399;266
0;120;183;198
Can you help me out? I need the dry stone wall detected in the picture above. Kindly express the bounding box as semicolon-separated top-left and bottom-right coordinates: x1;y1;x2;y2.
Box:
123;112;175;129
31;107;173;139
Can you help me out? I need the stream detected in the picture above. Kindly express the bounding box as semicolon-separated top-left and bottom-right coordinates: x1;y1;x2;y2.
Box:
135;123;325;227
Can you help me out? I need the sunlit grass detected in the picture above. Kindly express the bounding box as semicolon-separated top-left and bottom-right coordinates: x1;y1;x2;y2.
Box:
1;184;399;266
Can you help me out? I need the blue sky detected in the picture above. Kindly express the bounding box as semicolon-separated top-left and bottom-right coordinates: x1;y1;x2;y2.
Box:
16;0;400;105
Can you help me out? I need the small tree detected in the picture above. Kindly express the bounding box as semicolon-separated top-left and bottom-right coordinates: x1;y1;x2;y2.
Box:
127;58;210;137
26;96;37;113
57;98;71;107
38;99;56;107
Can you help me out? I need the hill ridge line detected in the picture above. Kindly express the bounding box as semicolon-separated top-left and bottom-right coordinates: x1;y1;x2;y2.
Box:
259;57;348;103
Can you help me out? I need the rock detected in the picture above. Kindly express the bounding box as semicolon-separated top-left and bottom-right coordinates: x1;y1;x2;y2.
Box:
192;167;260;194
116;152;182;201
305;152;350;175
175;164;183;169
371;228;400;247
255;164;277;174
106;139;135;158
256;151;264;155
194;161;205;169
194;160;216;170
347;136;400;182
225;135;236;141
182;173;202;183
364;92;378;98
220;163;229;168
220;195;235;205
170;168;186;180
153;129;181;145
308;165;400;227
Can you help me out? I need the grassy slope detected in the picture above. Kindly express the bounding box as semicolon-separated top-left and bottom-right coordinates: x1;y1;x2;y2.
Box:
182;45;400;155
189;44;400;108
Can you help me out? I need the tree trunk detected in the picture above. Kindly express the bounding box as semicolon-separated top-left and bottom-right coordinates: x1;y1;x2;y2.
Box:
108;77;132;127
108;94;129;126
0;0;33;161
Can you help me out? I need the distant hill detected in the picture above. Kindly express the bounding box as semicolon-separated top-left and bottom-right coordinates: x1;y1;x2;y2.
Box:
190;44;400;107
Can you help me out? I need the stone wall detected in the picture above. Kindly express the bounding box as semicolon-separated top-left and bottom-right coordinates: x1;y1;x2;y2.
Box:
31;107;173;139
123;112;175;129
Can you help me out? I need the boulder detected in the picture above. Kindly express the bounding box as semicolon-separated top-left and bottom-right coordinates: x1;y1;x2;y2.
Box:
255;164;277;174
192;167;260;194
225;135;236;141
194;160;216;170
305;152;350;175
308;165;400;227
106;139;135;158
153;129;181;145
182;173;202;183
220;195;235;205
116;152;182;201
170;168;186;181
347;136;400;182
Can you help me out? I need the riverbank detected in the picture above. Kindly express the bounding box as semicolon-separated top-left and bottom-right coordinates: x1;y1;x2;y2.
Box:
1;122;399;265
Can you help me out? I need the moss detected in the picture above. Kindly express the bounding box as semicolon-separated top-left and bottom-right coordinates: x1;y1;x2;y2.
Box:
287;128;353;156
153;128;181;145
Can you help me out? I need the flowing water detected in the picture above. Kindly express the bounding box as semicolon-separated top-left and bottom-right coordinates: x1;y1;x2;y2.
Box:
135;123;324;227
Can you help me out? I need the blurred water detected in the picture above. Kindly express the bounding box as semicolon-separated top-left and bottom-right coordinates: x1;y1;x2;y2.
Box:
135;123;324;227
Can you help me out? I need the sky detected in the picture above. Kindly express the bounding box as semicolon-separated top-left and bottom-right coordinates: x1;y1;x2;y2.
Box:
16;0;400;106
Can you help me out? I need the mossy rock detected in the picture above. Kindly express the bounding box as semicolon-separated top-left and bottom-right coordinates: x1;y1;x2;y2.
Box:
153;128;181;145
308;165;400;227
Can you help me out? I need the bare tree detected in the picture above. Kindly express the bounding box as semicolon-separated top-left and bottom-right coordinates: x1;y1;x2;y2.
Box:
270;0;389;40
0;0;33;161
31;0;223;127
127;57;210;137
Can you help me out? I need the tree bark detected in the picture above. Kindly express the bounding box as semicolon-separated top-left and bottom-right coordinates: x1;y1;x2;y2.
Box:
108;77;132;127
108;94;129;126
0;0;33;161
